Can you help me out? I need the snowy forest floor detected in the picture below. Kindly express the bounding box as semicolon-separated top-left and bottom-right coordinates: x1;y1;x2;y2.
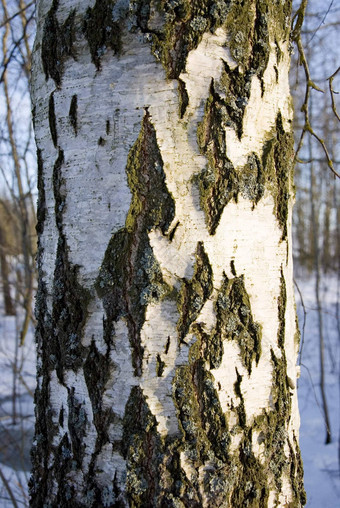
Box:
295;272;340;507
0;272;339;507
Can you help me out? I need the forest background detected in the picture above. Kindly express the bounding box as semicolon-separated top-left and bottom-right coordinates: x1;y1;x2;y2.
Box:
0;0;338;506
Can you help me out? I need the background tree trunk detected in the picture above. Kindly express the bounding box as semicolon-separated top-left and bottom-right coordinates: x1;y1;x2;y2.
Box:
30;1;306;506
0;224;15;316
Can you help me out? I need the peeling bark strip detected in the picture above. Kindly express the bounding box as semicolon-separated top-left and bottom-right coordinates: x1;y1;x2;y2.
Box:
31;0;305;505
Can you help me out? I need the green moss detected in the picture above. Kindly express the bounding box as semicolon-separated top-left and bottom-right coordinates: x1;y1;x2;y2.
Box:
169;330;276;505
192;272;262;375
194;2;294;236
41;0;76;87
227;0;291;83
196;82;238;235
174;358;230;463
251;267;303;500
226;0;256;68
173;366;209;464
177;241;213;341
230;429;269;507
96;112;175;375
83;0;122;70
294;313;301;348
196;82;265;234
262;113;294;241
125;111;175;235
273;115;294;240
290;434;307;506
148;0;231;79
198;104;294;236
212;273;262;374
252;349;292;494
239;152;265;203
51;237;91;379
218;62;253;139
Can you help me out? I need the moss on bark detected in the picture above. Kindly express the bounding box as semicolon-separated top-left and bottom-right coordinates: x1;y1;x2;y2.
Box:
177;241;213;341
196;78;268;235
262;113;295;240
198;97;294;236
96;111;175;375
208;273;262;374
122;386;164;506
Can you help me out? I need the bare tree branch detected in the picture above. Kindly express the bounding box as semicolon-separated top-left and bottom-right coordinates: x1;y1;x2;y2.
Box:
0;0;34;29
292;4;340;179
328;66;340;122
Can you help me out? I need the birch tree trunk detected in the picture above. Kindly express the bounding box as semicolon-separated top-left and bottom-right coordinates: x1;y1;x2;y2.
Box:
30;1;306;506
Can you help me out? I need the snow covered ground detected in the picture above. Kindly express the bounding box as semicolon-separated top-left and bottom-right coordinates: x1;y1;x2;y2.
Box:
0;308;35;507
0;272;339;506
295;273;340;508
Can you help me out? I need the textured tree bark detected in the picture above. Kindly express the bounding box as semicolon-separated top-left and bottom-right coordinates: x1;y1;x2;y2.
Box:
30;1;306;506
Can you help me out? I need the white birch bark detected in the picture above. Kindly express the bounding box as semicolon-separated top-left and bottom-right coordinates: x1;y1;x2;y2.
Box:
31;1;306;506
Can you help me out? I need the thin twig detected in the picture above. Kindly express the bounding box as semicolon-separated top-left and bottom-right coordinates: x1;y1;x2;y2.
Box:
294;278;307;365
293;33;339;178
307;0;335;44
300;363;332;441
0;467;19;508
0;0;35;29
327;66;340;122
